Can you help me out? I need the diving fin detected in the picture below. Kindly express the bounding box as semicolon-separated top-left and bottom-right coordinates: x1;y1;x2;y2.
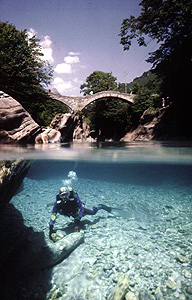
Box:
109;208;132;219
98;204;112;213
99;204;131;218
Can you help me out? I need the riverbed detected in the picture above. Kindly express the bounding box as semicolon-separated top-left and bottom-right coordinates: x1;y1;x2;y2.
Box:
2;141;192;299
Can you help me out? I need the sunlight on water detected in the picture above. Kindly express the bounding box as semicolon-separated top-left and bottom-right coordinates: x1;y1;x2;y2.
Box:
1;141;192;299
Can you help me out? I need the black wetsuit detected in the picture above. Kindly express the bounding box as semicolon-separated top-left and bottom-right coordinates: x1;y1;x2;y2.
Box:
49;192;101;228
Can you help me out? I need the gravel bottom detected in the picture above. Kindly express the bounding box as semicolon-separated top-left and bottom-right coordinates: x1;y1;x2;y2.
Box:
11;163;192;300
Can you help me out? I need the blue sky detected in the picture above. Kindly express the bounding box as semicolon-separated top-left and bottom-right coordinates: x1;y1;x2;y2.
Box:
0;0;158;96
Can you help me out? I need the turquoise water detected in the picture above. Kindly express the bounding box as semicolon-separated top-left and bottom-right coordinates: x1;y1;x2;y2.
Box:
3;142;192;299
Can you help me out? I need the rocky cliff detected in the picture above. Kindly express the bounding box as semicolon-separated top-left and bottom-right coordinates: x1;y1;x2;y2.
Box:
0;91;41;143
121;103;174;141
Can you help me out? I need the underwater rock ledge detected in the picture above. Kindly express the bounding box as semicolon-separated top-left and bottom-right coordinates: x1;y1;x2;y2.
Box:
0;159;31;211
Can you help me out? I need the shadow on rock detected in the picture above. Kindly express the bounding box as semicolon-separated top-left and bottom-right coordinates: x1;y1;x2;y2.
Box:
0;204;84;300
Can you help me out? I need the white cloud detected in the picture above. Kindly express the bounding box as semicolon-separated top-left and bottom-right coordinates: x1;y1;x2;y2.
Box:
54;53;80;74
27;28;37;39
54;63;72;74
40;35;54;64
53;77;73;94
41;35;52;48
73;77;83;84
68;52;80;56
64;55;80;64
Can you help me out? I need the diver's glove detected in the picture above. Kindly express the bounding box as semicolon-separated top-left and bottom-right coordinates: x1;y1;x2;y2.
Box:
49;225;56;240
74;226;80;232
74;219;80;232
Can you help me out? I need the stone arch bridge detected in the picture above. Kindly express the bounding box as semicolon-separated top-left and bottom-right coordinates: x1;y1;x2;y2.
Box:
48;91;134;112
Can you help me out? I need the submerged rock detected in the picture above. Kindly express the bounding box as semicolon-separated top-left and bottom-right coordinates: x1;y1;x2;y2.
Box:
138;288;153;300
125;291;137;300
107;273;129;300
20;230;85;273
0;203;84;299
0;159;30;211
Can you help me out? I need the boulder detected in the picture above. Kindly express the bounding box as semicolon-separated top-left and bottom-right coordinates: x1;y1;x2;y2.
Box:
20;230;84;274
0;203;84;299
107;273;129;300
0;159;30;211
35;128;61;144
73;119;95;142
50;113;79;142
121;104;173;141
0;91;41;143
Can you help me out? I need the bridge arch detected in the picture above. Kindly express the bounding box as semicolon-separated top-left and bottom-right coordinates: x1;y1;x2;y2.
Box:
48;91;134;112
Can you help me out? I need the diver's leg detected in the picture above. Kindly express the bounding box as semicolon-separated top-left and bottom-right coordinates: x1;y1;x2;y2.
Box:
83;204;111;216
83;207;98;215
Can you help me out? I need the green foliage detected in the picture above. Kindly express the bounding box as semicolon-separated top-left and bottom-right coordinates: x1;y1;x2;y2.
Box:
83;98;132;140
119;0;192;128
122;71;162;119
117;83;131;93
0;22;53;97
26;96;69;127
119;0;192;66
0;22;63;127
80;71;117;95
81;71;132;139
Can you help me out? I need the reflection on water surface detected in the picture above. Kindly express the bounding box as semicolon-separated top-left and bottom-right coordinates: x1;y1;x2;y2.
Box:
0;141;192;163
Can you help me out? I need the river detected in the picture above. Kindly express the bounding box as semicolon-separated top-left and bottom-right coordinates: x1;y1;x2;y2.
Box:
1;141;192;300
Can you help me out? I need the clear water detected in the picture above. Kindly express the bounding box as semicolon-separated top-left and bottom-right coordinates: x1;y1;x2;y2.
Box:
1;142;192;299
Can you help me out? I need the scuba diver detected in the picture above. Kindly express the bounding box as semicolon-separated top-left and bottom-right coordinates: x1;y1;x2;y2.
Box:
49;186;111;241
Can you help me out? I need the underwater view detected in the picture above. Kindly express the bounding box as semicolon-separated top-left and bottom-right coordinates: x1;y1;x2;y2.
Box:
1;142;192;299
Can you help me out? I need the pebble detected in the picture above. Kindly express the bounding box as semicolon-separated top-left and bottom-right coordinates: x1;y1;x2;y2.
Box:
125;291;137;300
10;173;192;300
166;280;177;291
175;253;189;263
186;286;192;295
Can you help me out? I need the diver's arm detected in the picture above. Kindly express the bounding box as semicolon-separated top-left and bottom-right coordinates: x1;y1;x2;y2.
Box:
49;201;57;238
74;194;83;231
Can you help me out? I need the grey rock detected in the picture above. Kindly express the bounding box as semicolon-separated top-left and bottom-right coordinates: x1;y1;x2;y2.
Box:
0;91;41;143
107;273;129;300
139;288;153;300
0;159;30;210
35;128;61;144
121;104;173;141
20;230;84;273
125;291;137;300
50;112;79;142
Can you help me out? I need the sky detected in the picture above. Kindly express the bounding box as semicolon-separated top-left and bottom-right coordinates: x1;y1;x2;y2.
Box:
0;0;158;96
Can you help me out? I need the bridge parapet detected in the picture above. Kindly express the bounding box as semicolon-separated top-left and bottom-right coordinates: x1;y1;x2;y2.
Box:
48;91;134;112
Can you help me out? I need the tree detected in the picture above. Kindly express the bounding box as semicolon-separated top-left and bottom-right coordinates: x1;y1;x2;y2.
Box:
119;0;192;66
119;0;192;137
0;22;69;127
80;71;132;140
0;22;53;99
80;71;117;95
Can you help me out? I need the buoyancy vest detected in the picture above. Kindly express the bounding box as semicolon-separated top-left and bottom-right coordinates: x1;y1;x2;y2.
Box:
56;194;78;218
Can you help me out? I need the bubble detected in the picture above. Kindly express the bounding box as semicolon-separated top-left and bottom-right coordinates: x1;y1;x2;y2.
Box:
62;171;78;187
